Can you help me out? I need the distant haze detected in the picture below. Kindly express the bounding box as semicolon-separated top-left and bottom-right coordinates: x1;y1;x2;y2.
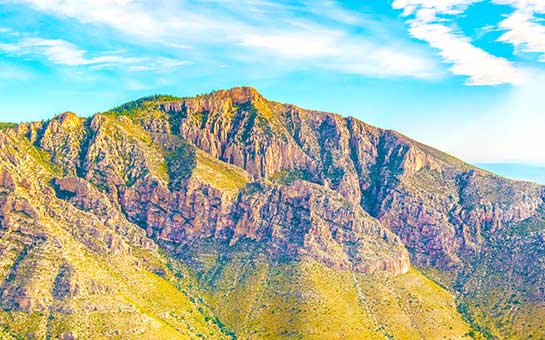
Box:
476;163;545;185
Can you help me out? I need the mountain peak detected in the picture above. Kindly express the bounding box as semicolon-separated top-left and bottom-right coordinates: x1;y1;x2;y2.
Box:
44;111;83;132
227;86;261;103
203;86;264;105
56;111;79;122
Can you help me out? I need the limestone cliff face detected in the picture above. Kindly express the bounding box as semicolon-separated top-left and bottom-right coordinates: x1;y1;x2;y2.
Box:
0;91;412;279
159;87;317;180
141;88;544;272
228;180;409;274
32;87;540;276
3;88;544;277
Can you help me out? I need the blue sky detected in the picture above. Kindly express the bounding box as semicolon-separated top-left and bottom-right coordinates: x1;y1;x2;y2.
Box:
0;0;544;173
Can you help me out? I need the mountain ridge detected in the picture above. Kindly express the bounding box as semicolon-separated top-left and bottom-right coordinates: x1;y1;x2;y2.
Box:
0;86;544;338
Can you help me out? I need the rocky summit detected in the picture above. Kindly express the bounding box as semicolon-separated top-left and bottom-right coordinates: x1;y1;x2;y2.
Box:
0;87;544;339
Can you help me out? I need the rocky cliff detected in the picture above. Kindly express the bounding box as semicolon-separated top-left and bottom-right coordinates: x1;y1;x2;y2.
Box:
0;87;543;338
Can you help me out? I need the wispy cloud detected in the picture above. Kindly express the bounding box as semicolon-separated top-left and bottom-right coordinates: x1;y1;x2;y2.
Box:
128;58;191;72
493;0;545;61
494;0;545;12
240;26;439;79
392;0;523;85
301;0;363;25
0;37;189;71
393;0;484;16
5;0;173;39
0;38;140;66
0;61;33;81
3;0;442;80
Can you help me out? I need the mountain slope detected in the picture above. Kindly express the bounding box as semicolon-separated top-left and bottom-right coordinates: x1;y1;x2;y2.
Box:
0;86;543;338
182;242;471;339
0;128;231;339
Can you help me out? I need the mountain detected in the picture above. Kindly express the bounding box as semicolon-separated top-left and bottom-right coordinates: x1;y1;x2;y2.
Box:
0;86;543;339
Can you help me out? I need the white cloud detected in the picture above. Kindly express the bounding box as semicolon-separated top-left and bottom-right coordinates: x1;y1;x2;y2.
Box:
0;37;190;71
408;20;523;85
392;0;524;85
493;0;545;12
498;11;545;61
4;0;241;43
240;29;341;59
301;0;363;25
6;0;168;39
128;58;191;72
240;27;439;79
5;0;545;83
393;0;484;15
0;38;140;66
3;0;442;80
491;1;545;62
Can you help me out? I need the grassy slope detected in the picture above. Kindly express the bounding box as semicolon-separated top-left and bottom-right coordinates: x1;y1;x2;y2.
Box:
0;214;229;340
184;242;473;339
193;148;249;195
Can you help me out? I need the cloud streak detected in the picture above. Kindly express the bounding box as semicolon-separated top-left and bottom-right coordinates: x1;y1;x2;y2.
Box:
0;38;140;66
2;0;442;80
494;0;545;61
4;0;544;85
0;37;189;71
240;26;439;79
392;0;523;85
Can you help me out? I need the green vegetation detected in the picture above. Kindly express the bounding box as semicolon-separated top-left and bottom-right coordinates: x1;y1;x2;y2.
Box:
109;95;180;116
1;88;543;339
410;168;458;199
164;140;248;194
0;122;16;129
454;217;545;339
92;114;170;185
240;106;258;142
418;212;545;340
165;142;197;191
509;209;545;236
192;149;248;195
457;299;492;339
1;133;63;177
271;169;317;185
233;103;277;142
28;143;64;176
0;216;231;339
0;123;232;339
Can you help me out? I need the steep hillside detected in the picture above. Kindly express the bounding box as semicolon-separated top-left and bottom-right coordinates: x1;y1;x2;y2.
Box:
180;241;471;339
0;86;543;338
0;128;230;339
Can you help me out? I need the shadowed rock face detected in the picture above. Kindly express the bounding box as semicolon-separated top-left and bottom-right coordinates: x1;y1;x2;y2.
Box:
0;87;544;338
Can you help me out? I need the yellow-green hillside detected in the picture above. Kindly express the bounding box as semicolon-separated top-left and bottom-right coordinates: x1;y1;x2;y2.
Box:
183;243;474;339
